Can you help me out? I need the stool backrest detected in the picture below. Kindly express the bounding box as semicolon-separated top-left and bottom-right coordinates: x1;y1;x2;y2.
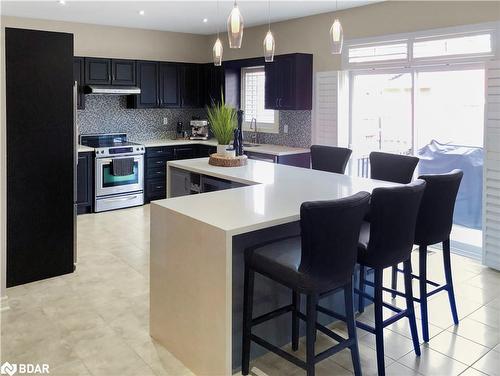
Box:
311;145;352;174
415;169;463;246
370;151;419;183
367;180;426;267
299;191;370;284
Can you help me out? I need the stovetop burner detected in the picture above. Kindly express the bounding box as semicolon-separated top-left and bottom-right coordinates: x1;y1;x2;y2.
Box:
79;133;145;158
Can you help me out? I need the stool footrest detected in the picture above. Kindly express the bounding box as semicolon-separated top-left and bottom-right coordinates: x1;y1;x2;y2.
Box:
251;304;294;327
250;334;307;370
297;311;347;344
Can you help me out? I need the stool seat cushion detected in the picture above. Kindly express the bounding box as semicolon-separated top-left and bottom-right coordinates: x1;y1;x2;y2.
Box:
248;235;349;294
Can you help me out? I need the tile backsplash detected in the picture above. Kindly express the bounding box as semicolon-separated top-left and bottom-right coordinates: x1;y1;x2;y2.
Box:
77;95;206;141
78;95;312;147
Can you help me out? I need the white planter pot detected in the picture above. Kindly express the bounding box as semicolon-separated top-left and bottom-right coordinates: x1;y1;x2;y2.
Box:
217;144;229;156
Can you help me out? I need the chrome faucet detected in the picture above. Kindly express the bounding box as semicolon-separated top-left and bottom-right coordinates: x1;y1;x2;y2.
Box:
249;117;258;144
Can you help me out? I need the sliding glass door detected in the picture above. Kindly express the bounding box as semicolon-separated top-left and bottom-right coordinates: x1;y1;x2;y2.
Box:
350;65;485;257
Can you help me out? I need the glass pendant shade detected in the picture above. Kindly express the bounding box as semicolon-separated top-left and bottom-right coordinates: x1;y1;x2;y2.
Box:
330;18;343;54
227;3;244;48
213;38;223;66
263;30;275;62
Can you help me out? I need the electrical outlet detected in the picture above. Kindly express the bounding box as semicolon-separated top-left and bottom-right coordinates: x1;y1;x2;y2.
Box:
284;124;289;134
163;117;168;125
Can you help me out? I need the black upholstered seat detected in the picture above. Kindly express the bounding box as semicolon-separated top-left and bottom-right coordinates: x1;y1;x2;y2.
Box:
242;192;370;376
369;151;419;183
391;169;464;343
310;145;352;174
356;180;425;376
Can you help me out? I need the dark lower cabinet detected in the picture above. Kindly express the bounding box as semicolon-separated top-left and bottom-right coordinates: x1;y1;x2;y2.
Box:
144;144;216;202
77;152;93;214
246;151;311;168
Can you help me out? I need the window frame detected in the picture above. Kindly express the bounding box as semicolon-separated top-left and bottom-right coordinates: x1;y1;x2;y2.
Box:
240;66;279;134
342;22;497;70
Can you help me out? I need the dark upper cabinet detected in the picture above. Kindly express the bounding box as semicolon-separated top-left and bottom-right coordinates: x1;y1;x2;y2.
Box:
265;53;313;110
127;61;159;109
85;57;136;86
202;63;225;106
85;57;112;85
73;57;85;110
111;59;136;85
159;63;180;108
181;63;200;108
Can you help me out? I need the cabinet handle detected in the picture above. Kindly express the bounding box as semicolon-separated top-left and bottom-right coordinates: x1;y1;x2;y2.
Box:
156;186;163;189
108;73;111;82
156;161;163;165
279;98;282;107
275;98;278;108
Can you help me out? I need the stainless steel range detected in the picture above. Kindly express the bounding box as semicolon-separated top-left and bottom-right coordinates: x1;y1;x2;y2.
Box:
80;133;145;212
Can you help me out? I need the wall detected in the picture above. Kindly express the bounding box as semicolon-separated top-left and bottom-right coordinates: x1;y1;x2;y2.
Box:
1;15;209;62
209;1;500;73
78;96;206;141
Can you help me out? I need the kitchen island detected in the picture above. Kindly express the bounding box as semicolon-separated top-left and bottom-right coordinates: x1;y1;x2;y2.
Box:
150;159;397;375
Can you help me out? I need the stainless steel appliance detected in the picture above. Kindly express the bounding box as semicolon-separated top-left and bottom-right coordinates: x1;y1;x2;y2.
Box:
80;133;145;212
189;120;209;140
84;85;141;95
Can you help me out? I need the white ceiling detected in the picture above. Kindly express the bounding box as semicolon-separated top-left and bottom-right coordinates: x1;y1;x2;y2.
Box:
1;1;382;35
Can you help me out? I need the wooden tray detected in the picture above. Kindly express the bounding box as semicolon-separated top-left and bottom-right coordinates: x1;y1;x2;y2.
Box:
209;153;248;167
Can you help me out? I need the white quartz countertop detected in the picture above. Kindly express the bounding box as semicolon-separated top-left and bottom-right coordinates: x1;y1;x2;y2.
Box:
136;138;310;156
78;145;94;152
154;158;399;236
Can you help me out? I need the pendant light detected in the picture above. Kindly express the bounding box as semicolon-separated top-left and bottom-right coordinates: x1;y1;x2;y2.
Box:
329;0;343;54
263;0;275;62
227;1;244;48
213;0;223;66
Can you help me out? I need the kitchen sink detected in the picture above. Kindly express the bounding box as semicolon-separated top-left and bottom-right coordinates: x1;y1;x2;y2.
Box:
243;143;261;147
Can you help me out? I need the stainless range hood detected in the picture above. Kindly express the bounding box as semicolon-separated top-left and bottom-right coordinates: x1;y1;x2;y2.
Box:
84;85;141;95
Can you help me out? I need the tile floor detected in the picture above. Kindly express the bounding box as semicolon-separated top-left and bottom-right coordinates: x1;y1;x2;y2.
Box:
1;205;499;376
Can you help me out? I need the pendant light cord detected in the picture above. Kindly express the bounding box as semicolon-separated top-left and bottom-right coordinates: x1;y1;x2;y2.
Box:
216;0;219;37
268;0;271;31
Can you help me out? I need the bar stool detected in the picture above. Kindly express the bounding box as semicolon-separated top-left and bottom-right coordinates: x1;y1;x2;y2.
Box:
310;145;352;174
369;151;419;184
242;192;370;376
353;181;425;376
368;151;420;296
391;169;463;342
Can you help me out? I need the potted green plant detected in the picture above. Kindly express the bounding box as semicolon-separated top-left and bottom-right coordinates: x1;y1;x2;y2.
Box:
206;94;237;156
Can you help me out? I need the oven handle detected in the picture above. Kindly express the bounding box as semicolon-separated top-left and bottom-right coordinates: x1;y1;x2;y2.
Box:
98;156;143;164
102;195;139;202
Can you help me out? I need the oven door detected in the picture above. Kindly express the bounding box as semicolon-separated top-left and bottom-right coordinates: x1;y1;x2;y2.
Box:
95;155;144;197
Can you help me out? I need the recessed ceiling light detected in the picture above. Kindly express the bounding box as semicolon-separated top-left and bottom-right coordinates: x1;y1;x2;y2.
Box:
203;18;208;23
139;10;145;16
58;0;66;5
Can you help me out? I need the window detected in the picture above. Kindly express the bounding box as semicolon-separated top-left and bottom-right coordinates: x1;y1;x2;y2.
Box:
348;42;408;64
241;66;279;133
413;33;492;59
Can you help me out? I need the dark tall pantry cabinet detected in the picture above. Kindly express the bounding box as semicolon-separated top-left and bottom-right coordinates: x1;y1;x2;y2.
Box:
6;28;75;287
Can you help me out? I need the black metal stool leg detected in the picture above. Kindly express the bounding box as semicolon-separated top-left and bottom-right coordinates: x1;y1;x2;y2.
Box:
391;264;398;298
419;245;430;342
292;290;300;351
403;259;421;356
358;265;365;313
242;266;255;375
374;268;385;376
443;238;459;325
306;294;318;376
345;280;362;376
